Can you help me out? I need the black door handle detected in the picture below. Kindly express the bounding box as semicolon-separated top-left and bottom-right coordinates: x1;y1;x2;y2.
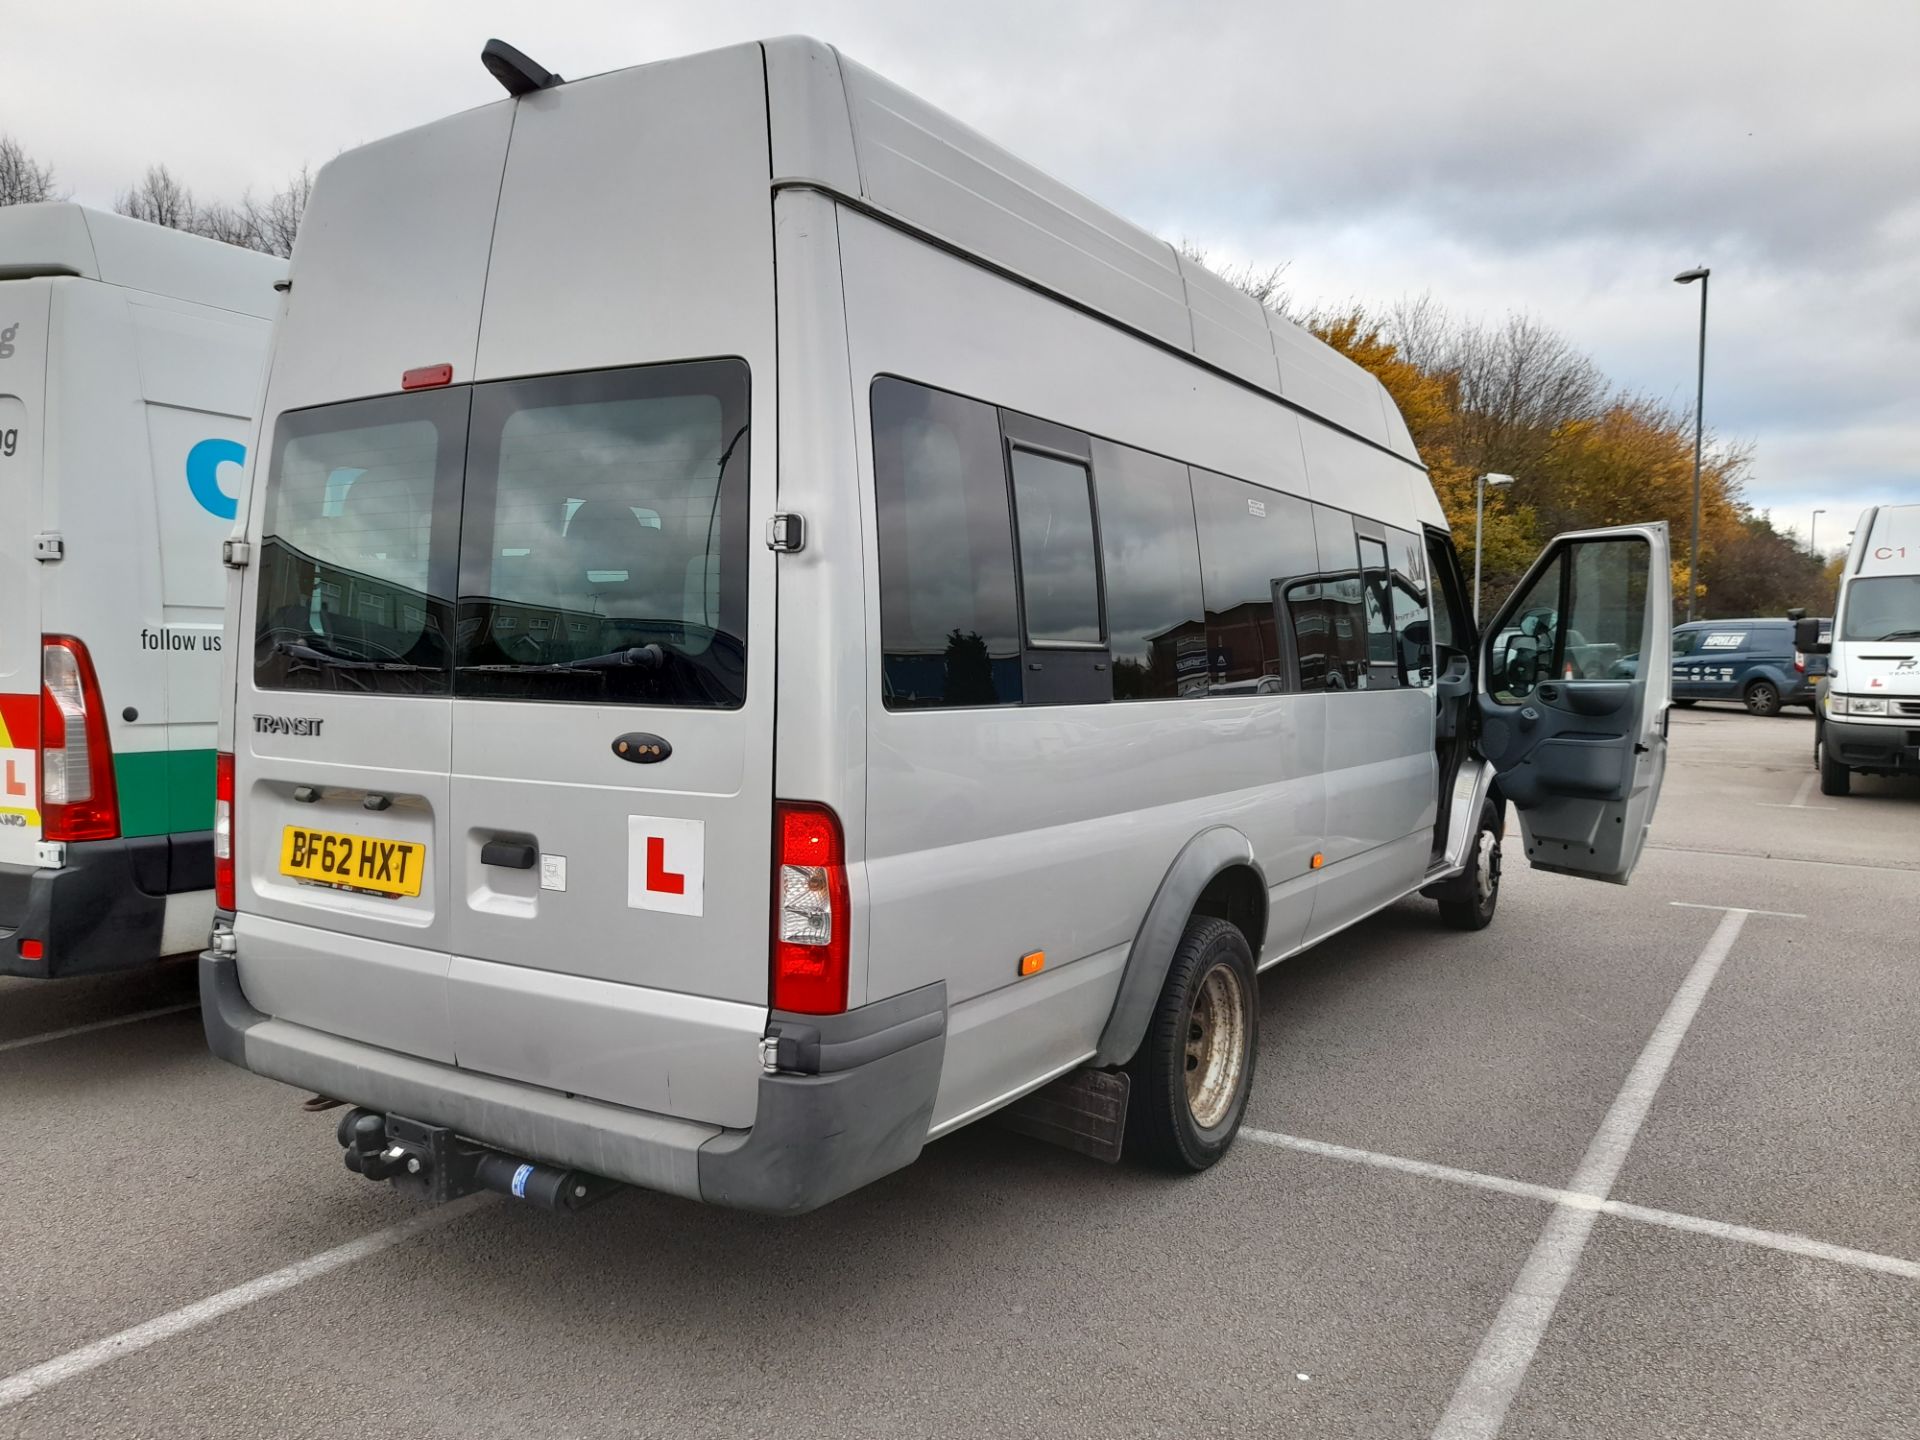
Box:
480;839;536;870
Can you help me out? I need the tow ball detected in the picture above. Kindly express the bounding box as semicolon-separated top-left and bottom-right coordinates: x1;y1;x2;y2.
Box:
335;1109;619;1212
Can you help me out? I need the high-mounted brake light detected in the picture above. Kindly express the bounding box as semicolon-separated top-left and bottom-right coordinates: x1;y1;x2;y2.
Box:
401;363;453;391
214;751;235;911
40;636;119;842
772;801;850;1014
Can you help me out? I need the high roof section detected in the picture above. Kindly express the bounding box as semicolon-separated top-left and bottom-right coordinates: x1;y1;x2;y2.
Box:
763;37;1422;467
0;203;283;318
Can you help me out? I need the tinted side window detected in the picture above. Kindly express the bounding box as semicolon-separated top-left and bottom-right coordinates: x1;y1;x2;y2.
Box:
1093;439;1206;699
1357;534;1400;690
1009;449;1102;646
872;378;1022;709
455;360;751;708
1388;526;1432;685
1671;628;1699;657
1192;469;1314;696
1307;505;1368;692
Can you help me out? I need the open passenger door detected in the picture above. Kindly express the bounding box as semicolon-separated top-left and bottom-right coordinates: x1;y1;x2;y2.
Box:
1474;523;1671;884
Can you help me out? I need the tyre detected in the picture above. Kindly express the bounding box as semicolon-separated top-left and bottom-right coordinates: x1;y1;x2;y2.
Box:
1818;733;1852;796
1126;915;1257;1172
1438;799;1503;931
1672;699;1698;708
1744;680;1781;716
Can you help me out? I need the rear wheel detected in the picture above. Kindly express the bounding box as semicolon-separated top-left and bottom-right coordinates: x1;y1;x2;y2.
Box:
1744;680;1781;716
1438;800;1503;931
1127;916;1257;1172
1818;732;1852;796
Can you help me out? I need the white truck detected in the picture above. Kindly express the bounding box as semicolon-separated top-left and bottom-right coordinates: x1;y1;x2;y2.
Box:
1802;504;1920;795
0;203;282;976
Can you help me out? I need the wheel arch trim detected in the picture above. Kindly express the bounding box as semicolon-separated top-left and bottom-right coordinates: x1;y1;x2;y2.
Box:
1093;827;1267;1068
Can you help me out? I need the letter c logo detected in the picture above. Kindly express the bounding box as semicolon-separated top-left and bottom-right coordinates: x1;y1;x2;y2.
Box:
186;438;246;520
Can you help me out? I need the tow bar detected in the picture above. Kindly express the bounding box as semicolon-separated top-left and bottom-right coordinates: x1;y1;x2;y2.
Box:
335;1108;620;1212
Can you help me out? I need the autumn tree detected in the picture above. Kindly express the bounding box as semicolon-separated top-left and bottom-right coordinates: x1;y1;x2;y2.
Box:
1702;514;1835;619
1182;244;1768;614
0;136;61;206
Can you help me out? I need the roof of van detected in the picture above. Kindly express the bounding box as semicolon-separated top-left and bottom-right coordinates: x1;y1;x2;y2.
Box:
760;39;1421;467
0;203;284;318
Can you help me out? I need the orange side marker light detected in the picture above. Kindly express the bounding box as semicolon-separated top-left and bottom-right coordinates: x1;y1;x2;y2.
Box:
1018;950;1046;977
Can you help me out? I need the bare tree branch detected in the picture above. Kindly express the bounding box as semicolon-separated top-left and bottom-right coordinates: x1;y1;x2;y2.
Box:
0;136;61;206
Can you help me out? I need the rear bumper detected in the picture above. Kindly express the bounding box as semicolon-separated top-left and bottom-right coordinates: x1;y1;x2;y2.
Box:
1824;716;1920;773
1;833;212;978
200;950;947;1215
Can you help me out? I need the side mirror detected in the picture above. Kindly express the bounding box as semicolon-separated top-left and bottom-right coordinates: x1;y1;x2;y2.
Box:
1785;607;1806;622
1793;616;1830;655
1499;634;1542;695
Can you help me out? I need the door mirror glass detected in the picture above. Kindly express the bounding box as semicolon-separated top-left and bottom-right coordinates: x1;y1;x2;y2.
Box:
1793;616;1830;655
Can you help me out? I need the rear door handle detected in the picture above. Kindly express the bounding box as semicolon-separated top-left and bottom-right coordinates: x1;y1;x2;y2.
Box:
480;839;536;870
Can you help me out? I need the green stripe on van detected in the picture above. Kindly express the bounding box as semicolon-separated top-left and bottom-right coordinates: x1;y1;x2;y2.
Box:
113;748;217;837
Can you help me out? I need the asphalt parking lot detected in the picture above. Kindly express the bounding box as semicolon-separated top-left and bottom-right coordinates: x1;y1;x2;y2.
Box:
4;707;1916;1439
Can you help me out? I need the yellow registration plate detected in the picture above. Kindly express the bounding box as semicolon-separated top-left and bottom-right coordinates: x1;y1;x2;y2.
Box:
279;826;425;898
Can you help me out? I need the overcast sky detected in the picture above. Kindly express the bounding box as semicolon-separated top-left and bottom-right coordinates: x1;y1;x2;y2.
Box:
13;0;1916;551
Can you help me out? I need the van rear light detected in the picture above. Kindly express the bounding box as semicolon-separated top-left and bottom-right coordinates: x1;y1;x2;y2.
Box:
40;636;119;842
772;801;849;1014
214;751;235;911
1794;651;1807;674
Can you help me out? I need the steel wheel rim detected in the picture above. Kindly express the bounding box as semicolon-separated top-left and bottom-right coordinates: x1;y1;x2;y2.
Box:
1475;823;1503;906
1184;961;1248;1130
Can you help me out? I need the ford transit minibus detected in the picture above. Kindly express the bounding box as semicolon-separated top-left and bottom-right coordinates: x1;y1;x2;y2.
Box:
203;39;1671;1213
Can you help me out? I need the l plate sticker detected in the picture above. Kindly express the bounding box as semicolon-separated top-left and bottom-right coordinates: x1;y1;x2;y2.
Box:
627;815;704;916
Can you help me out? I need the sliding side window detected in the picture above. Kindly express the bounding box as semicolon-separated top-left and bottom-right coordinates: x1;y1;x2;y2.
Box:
1003;413;1109;705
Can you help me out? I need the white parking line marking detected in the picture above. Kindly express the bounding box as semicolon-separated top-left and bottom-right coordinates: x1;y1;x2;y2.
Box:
1668;901;1807;919
1243;1130;1569;1207
1242;1130;1920;1282
0;1193;496;1411
0;1003;197;1055
1790;772;1818;808
1428;907;1748;1440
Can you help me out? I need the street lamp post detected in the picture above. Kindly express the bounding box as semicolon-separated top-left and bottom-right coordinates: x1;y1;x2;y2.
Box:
1674;266;1710;623
1810;508;1826;556
1474;472;1515;624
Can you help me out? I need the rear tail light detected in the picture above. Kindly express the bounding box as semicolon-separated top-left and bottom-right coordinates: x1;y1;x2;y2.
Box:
40;635;119;842
772;801;849;1014
1794;651;1807;674
214;752;235;911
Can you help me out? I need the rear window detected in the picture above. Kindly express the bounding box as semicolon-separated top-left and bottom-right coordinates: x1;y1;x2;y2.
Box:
254;360;750;707
254;389;467;695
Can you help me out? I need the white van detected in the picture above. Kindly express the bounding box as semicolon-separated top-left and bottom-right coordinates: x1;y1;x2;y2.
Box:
1802;504;1920;795
1;205;281;977
202;39;1672;1213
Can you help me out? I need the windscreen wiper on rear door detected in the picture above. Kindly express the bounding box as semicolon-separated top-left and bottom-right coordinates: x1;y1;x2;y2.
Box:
457;643;668;675
271;638;440;673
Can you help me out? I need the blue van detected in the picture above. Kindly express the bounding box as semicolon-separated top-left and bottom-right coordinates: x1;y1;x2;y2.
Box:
1669;617;1826;715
